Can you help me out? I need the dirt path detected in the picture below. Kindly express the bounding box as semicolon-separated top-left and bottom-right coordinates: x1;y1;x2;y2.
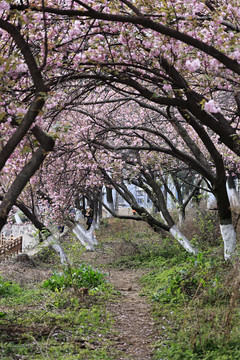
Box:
106;268;156;359
76;241;157;359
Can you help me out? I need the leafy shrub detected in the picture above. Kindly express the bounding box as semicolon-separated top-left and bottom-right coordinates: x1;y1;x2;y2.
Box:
152;268;192;303
143;251;240;360
42;264;106;291
180;206;221;250
112;237;190;269
151;253;226;304
193;209;221;248
0;276;21;297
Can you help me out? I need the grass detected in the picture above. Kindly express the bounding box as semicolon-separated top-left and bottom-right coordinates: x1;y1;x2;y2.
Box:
0;280;118;359
106;220;240;360
0;216;239;359
0;281;120;359
0;242;121;360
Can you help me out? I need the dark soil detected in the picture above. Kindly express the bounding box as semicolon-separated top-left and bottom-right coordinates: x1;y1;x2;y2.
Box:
107;268;156;359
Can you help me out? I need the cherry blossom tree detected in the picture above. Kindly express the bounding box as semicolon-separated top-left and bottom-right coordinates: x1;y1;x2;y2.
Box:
1;1;240;258
0;4;56;231
66;95;235;258
9;1;240;154
29;90;232;257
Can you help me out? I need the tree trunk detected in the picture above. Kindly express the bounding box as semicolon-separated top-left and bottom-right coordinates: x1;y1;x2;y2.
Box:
214;180;237;260
14;213;23;224
0;129;54;232
106;187;114;217
72;222;98;251
51;242;68;264
178;208;186;227
114;191;119;214
169;225;198;254
220;223;236;260
227;175;240;210
98;195;103;223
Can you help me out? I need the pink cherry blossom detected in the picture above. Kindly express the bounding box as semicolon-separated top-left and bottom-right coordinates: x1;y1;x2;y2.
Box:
0;1;10;11
163;84;172;91
185;59;201;72
233;50;240;61
204;100;221;113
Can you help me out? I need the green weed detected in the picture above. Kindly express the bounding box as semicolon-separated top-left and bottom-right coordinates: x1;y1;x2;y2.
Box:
42;264;107;291
0;282;118;359
139;249;240;360
0;276;21;297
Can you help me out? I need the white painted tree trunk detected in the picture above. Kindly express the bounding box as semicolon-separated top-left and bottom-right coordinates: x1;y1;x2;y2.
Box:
47;233;69;265
75;209;84;221
178;212;185;228
226;186;240;210
73;221;98;251
15;213;23;224
51;242;68;264
107;201;114;218
26;231;69;264
169;225;198;254
208;180;240;211
220;224;237;260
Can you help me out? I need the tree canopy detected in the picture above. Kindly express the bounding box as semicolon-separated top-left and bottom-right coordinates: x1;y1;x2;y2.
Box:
0;0;239;258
